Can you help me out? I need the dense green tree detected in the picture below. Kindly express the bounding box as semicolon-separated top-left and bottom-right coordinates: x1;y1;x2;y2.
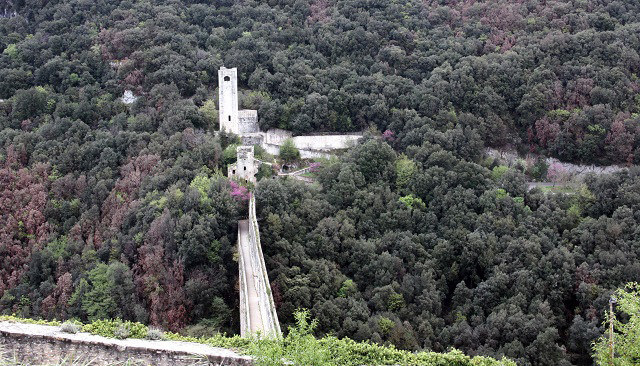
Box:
279;138;300;164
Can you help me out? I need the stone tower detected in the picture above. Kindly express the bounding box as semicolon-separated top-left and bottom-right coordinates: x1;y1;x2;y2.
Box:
218;66;239;134
228;145;259;184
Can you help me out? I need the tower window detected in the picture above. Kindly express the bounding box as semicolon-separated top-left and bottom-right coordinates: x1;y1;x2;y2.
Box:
232;169;236;174
228;115;231;121
244;166;247;171
224;76;230;81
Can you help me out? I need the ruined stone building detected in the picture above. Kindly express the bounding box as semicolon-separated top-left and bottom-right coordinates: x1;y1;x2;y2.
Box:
218;66;362;170
227;145;259;184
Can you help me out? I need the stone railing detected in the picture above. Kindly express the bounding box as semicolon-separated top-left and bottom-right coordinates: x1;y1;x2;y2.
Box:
248;195;282;337
0;321;252;365
237;234;252;337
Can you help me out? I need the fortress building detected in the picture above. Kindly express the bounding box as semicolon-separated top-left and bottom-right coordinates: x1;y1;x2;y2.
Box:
218;67;258;135
227;145;259;184
218;66;362;163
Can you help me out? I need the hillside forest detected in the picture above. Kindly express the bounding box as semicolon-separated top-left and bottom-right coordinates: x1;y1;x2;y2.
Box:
1;0;640;365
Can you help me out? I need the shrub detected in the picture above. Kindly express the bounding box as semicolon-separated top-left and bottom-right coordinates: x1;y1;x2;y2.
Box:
114;325;131;339
82;319;147;339
60;321;81;334
279;139;300;163
145;327;165;340
491;165;509;180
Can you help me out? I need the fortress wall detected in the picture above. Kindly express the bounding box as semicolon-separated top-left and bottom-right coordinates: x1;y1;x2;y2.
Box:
264;129;293;145
291;134;362;150
238;110;259;134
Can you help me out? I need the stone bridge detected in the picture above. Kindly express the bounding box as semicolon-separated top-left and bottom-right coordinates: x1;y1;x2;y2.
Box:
237;195;281;338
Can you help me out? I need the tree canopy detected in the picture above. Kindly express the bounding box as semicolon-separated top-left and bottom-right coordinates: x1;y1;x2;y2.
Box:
1;0;640;365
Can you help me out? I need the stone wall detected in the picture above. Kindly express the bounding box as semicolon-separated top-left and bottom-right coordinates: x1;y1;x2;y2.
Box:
263;129;362;158
264;129;293;145
0;321;252;366
238;110;259;134
240;133;264;146
263;143;333;159
291;134;361;151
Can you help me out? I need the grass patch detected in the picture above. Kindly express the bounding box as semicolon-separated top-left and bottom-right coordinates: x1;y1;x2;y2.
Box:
539;184;579;194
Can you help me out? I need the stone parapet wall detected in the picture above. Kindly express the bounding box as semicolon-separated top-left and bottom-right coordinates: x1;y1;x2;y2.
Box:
247;196;281;337
0;322;252;366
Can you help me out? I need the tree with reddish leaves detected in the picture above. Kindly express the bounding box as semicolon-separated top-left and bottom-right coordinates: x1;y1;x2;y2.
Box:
0;145;50;296
134;211;191;332
534;117;560;149
605;117;635;165
40;272;73;319
70;154;159;249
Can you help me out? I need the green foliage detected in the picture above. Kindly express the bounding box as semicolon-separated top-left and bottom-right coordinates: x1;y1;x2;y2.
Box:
145;327;165;340
200;99;218;128
3;44;18;59
223;144;239;166
80;264;117;321
256;163;274;181
189;173;212;204
11;87;48;121
0;315;60;326
395;154;416;190
279;139;300;164
495;189;508;199
60;320;82;334
399;194;425;209
337;279;357;298
491;165;509;180
377;317;395;335
253;144;272;162
387;293;405;311
2;0;640;364
82;319;147;339
587;124;606;135
114;324;131;339
68;262;136;322
250;309;333;366
548;109;571;118
593;283;640;365
527;158;549;181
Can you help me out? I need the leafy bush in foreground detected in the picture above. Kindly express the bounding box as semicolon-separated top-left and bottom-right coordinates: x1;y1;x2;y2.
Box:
592;283;640;365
